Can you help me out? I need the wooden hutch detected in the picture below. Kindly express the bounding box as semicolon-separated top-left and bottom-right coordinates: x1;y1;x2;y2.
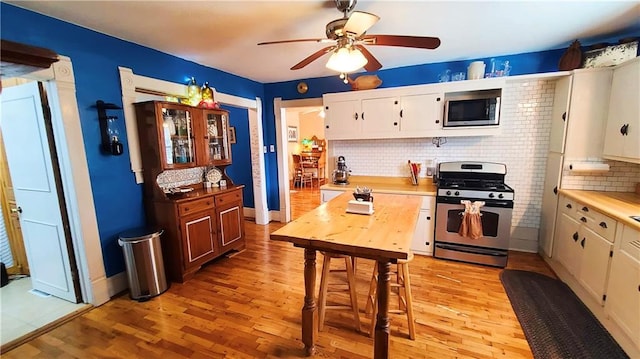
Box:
134;101;245;283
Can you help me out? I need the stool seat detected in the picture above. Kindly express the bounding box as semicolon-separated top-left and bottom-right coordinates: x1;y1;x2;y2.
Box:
365;254;416;340
318;252;360;332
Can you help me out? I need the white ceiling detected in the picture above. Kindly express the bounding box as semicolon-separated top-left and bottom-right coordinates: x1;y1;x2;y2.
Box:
6;1;639;83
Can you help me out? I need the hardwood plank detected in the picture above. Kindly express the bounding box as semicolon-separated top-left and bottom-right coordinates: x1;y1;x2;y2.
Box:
2;186;556;358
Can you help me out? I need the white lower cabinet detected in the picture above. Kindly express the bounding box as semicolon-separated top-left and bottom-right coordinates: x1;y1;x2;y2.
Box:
605;225;640;349
554;212;583;277
552;195;616;305
411;196;435;256
578;225;614;303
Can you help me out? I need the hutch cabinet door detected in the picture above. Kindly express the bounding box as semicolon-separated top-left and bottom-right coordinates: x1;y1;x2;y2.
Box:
217;204;244;252
215;189;245;253
180;210;218;269
159;102;198;168
200;110;232;166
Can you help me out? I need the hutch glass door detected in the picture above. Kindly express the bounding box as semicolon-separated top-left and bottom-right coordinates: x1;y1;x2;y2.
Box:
204;111;231;165
162;106;195;167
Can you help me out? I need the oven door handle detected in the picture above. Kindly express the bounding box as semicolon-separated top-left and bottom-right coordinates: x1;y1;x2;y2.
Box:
436;243;507;257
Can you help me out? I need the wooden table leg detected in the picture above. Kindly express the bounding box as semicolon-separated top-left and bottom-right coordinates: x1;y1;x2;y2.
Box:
374;260;391;359
302;248;318;356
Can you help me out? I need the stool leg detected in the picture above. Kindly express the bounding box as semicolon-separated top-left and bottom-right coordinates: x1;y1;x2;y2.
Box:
398;263;407;312
365;264;378;315
344;257;361;332
318;255;331;331
402;262;416;340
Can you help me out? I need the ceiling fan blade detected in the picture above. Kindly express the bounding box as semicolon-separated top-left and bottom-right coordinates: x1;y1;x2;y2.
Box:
258;38;325;46
355;45;382;72
362;35;441;49
344;11;380;37
291;46;335;70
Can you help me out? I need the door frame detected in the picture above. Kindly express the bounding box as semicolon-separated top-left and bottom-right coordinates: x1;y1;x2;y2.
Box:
1;56;109;305
274;97;323;223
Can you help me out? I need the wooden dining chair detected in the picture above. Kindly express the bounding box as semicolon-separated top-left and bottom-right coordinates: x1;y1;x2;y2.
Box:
292;154;313;188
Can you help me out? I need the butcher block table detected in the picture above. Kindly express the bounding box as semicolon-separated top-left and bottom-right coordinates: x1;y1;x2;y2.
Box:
270;192;422;359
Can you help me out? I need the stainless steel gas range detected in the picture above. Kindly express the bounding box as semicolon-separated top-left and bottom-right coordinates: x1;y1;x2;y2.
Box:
433;161;514;267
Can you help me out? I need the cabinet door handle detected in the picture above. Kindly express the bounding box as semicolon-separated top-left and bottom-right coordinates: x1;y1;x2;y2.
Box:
620;124;626;135
435;119;440;124
562;112;566;121
580;217;587;223
325;125;329;129
566;203;572;209
599;221;607;229
580;238;585;248
354;112;358;120
393;122;398;126
10;206;22;213
623;124;629;135
582;206;589;212
573;232;579;241
400;109;403;118
426;216;431;220
361;112;365;120
553;186;558;195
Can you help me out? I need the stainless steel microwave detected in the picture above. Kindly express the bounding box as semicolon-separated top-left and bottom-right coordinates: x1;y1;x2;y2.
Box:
443;90;501;127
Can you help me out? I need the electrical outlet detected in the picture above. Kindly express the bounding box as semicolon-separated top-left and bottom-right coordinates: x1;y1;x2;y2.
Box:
269;145;275;152
263;146;267;153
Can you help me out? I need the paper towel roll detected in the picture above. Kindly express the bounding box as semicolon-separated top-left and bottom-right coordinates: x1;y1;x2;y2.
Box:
568;162;610;172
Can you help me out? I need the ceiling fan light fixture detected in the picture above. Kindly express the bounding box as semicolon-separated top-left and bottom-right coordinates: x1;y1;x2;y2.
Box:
325;47;368;73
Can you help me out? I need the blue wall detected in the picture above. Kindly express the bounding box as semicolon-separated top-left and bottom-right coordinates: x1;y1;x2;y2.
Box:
2;3;638;277
1;3;263;276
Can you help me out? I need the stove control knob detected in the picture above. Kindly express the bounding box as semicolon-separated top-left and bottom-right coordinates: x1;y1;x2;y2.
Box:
489;193;495;198
454;191;460;196
498;193;504;199
446;190;451;195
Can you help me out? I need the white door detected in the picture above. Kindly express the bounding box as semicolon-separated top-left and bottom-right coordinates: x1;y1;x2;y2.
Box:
0;81;79;303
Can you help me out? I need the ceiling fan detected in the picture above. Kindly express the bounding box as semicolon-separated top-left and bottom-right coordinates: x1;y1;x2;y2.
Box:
258;0;441;75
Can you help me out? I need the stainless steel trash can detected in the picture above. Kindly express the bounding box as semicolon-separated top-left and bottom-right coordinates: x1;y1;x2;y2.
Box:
118;228;169;301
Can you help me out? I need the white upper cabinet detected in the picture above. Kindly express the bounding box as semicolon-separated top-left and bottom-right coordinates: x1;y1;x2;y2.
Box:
323;99;361;140
360;97;398;137
323;79;505;140
603;58;640;163
398;93;443;135
563;69;613;159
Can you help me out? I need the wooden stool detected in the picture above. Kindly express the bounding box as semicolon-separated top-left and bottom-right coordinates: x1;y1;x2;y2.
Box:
318;252;361;332
365;253;416;340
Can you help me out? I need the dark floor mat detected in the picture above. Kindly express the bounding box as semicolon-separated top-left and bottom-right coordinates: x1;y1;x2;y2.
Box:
500;269;629;359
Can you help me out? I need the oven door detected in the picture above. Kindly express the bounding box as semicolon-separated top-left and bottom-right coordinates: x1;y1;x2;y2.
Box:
435;198;512;250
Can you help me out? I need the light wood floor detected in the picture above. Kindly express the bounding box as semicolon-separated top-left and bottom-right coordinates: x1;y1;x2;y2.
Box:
2;187;555;358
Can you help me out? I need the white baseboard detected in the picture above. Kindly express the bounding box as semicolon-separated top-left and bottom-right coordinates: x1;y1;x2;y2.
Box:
106;271;128;298
243;207;255;219
269;210;281;222
509;226;539;252
89;275;111;306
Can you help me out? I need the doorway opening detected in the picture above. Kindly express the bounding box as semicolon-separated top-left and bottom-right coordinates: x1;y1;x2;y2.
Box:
274;97;325;223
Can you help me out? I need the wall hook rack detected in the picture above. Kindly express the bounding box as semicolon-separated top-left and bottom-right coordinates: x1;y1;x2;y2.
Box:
95;100;124;156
